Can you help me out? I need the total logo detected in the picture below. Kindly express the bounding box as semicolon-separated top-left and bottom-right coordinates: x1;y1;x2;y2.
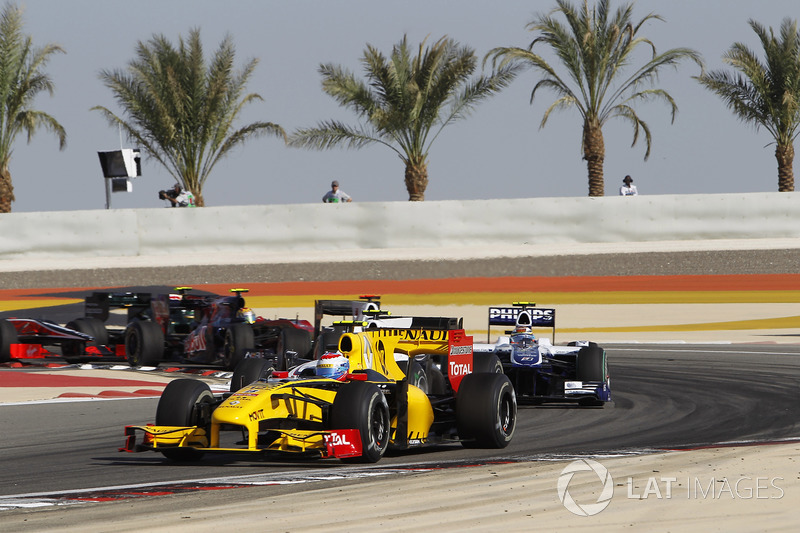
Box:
325;432;352;447
448;361;472;377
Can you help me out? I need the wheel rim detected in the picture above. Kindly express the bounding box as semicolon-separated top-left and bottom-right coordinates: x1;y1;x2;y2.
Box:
371;403;389;449
128;330;141;365
224;330;235;365
499;392;515;436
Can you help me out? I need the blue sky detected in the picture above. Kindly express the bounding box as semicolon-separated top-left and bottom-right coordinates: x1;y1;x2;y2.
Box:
8;0;796;212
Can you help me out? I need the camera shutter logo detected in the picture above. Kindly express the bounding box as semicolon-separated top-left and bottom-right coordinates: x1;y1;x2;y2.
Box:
557;459;614;516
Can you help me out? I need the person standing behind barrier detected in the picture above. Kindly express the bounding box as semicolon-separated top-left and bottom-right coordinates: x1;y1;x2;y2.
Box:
322;180;352;203
619;175;638;196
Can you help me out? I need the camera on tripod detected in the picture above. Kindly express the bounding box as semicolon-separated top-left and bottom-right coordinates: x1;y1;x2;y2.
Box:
158;188;179;200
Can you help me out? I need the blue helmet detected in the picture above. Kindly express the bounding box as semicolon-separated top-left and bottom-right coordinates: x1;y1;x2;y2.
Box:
316;352;350;380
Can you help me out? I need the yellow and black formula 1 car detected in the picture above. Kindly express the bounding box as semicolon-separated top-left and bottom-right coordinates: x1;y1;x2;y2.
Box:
122;327;517;463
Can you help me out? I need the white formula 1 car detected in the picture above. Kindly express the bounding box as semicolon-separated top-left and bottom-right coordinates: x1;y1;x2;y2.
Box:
473;303;611;405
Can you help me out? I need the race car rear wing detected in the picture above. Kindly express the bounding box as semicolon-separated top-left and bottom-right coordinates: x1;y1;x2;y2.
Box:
84;291;152;323
487;302;556;343
313;296;382;338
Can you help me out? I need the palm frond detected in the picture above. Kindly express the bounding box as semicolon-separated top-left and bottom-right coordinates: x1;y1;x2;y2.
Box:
94;28;280;202
490;0;701;169
291;34;511;198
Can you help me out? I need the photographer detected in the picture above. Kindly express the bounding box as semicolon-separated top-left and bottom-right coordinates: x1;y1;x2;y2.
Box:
159;183;196;207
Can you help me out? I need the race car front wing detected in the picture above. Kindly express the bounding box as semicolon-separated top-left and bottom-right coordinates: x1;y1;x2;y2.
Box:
121;424;364;459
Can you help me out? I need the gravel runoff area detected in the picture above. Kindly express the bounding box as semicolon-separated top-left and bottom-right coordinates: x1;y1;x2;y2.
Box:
4;443;796;532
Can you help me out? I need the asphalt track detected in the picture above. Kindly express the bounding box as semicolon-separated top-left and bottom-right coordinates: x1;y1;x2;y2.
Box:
1;343;799;502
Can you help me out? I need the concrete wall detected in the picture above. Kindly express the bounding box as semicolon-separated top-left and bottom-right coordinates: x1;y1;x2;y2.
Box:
1;192;798;260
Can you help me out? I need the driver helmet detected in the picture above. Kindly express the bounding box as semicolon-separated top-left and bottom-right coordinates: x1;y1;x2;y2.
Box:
237;307;256;324
316;351;350;380
515;325;532;334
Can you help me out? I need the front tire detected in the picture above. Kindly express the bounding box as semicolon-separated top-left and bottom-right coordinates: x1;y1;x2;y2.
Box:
576;344;606;382
155;379;214;461
456;372;517;449
331;381;390;463
473;353;503;374
230;358;274;393
62;318;108;360
278;327;312;369
576;344;607;406
397;359;429;394
125;321;164;367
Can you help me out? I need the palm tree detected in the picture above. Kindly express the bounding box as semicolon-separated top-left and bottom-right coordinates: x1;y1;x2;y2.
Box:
697;18;800;192
288;35;518;201
0;3;66;213
92;29;285;207
486;0;702;196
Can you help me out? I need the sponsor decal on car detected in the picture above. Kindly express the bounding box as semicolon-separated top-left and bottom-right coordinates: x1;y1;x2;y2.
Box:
324;429;362;458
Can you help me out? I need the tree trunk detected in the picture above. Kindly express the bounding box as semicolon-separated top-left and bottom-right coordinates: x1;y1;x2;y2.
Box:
775;143;795;192
192;189;204;207
583;118;605;197
404;156;428;201
0;164;14;213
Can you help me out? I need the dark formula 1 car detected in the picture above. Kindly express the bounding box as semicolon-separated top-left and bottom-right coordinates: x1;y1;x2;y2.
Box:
473;302;611;406
122;326;517;463
64;288;314;370
0;317;96;363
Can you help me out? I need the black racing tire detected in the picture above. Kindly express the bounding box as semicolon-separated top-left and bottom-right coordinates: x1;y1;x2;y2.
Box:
278;327;313;369
0;319;18;363
79;317;109;346
155;379;214;461
576;344;607;406
473;353;503;374
330;381;390;463
222;323;255;371
125;321;165;367
314;329;342;359
397;359;429;394
62;318;109;360
426;362;447;395
576;344;606;382
456;372;517;449
230;358;274;393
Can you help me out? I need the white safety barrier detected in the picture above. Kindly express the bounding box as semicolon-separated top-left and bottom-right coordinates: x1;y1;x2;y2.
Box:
0;192;799;261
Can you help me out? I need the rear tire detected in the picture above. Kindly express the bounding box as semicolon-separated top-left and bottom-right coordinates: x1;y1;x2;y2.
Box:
331;381;390;463
230;358;274;393
156;379;214;461
456;372;517;448
0;319;18;363
125;321;164;367
222;323;255;371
